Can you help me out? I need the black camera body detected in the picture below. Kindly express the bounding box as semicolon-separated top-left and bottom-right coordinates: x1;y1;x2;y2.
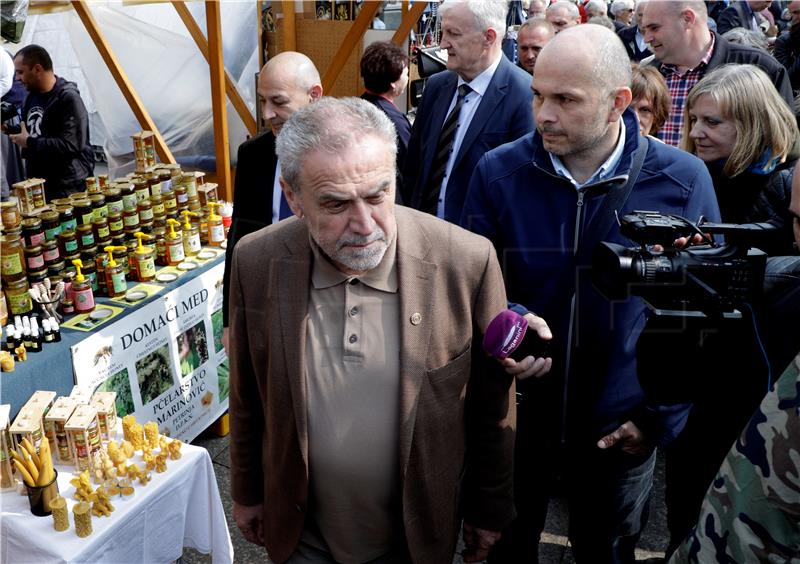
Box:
592;211;775;317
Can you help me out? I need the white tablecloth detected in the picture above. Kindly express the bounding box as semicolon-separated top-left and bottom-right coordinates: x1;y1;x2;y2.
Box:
0;442;233;564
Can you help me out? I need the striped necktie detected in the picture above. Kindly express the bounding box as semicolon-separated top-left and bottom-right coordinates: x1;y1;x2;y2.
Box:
421;83;472;215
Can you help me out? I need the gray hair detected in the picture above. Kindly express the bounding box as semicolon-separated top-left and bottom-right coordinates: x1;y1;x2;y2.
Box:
589;15;617;30
722;27;769;52
547;1;581;19
276;97;397;192
440;0;509;40
585;0;609;17
610;0;635;17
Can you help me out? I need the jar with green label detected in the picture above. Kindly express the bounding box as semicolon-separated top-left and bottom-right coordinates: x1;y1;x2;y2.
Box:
133;178;150;203
77;224;95;250
107;211;124;237
41;210;62;240
73;199;94;226
182;173;198;199
105;187;124;215
138;199;154;222
1;234;26;283
150;193;165;216
163;189;177;214
112;246;129;278
5;278;32;315
90;194;108;221
93;217;110;241
59;229;79;256
57;205;77;232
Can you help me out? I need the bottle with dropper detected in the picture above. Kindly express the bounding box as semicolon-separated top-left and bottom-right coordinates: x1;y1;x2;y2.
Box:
104;246;128;298
71;259;95;313
180;211;201;257
133;232;156;282
165;218;185;266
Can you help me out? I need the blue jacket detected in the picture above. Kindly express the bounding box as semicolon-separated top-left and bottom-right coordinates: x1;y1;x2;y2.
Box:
403;55;534;223
461;110;721;447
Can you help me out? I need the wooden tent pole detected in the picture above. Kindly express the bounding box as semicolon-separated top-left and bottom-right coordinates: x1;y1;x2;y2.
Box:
321;1;381;93
71;1;176;164
206;0;232;201
392;1;427;45
172;1;257;137
281;0;296;52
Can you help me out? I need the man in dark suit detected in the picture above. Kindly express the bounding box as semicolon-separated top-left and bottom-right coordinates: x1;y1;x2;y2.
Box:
229;97;516;564
403;0;534;224
716;0;771;35
221;51;322;351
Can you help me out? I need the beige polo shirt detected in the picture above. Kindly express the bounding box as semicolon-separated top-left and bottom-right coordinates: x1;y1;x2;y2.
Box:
303;234;403;563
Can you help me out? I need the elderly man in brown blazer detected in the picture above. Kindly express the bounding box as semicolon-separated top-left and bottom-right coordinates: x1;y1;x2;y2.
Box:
228;97;516;564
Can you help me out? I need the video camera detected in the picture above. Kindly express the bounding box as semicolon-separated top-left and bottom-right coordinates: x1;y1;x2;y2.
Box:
592;210;776;318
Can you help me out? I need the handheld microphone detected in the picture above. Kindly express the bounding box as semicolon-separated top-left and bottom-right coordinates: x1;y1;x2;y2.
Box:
483;310;550;361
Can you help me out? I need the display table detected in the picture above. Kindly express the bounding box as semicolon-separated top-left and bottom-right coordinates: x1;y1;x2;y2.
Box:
0;440;233;564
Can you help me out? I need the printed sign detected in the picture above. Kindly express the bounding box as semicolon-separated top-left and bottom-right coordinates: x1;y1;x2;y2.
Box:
71;261;229;442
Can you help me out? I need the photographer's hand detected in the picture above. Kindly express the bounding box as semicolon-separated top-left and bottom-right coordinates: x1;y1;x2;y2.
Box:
501;313;553;380
597;420;652;456
8;121;29;148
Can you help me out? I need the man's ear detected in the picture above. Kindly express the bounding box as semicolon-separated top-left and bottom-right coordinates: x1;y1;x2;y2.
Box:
308;84;323;102
280;177;304;218
609;87;633;123
485;27;498;47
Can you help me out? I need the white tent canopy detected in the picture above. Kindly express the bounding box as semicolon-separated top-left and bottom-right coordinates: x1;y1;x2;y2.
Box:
11;1;259;177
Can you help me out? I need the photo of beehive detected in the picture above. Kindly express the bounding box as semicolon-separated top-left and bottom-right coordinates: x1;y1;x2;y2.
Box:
135;344;175;405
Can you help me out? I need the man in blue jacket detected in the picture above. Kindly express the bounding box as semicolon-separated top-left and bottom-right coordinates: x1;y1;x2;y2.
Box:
461;24;720;563
402;0;534;224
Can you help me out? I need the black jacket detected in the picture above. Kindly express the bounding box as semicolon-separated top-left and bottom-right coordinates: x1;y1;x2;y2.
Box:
716;1;762;35
773;30;800;92
21;76;93;198
651;33;794;109
222;130;278;327
706;158;797;257
617;25;651;62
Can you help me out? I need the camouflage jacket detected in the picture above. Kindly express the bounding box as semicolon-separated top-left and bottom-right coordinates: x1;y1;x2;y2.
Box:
670;353;800;563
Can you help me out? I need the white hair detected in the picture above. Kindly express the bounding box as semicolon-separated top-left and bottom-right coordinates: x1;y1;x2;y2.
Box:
610;0;635;17
276;97;397;192
440;0;509;40
547;0;581;19
586;0;609;17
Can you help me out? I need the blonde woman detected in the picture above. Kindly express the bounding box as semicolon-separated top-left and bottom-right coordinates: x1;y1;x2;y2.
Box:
681;63;799;255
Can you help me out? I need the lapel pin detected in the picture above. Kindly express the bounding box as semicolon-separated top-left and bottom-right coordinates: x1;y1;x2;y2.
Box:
410;312;422;326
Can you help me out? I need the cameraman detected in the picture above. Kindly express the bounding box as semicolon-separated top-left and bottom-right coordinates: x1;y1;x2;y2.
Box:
662;62;800;556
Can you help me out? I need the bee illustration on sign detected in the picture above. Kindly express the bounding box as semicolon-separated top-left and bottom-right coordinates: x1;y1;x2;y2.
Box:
93;345;113;368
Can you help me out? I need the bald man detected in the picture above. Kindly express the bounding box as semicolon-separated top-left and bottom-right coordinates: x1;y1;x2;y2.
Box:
222;52;322;349
461;24;719;562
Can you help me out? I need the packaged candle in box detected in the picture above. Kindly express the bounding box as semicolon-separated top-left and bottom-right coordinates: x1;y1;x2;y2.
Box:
0;405;14;490
90;391;117;440
69;386;94;405
10;402;47;456
44;397;78;463
65;405;103;473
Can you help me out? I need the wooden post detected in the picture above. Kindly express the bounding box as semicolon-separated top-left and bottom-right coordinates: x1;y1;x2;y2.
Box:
392;1;427;45
257;0;265;68
281;0;296;52
321;1;381;93
71;1;175;164
206;1;232;201
172;1;257;137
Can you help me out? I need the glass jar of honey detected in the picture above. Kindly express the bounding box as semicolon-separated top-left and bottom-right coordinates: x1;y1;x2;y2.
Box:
57;205;77;232
105;187;124;215
21;217;45;247
1;200;20;229
1;234;26;283
24;244;44;271
138;199;154;222
89;193;108;221
107;211;124;237
5;278;32;315
58;229;79;256
77;224;95;250
41;210;62;241
73;199;94;226
43;239;61;265
93;217;110;241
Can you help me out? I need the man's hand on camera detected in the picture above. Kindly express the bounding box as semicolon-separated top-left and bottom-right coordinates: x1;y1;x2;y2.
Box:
501;313;552;380
8;121;29;148
597;420;652;456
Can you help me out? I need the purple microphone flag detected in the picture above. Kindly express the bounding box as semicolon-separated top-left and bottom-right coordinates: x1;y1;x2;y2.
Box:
483;310;529;359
